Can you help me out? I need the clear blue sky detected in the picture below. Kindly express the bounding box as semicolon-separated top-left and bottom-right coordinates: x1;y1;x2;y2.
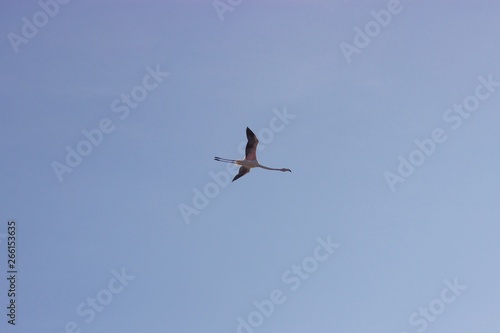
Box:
1;1;500;332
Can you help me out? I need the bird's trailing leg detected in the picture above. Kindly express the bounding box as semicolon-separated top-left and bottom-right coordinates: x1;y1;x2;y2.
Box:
214;156;237;164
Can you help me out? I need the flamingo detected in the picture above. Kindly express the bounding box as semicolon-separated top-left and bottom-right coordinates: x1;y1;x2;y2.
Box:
214;127;292;182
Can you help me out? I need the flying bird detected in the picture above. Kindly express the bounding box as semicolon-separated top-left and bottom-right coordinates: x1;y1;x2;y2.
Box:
214;127;292;182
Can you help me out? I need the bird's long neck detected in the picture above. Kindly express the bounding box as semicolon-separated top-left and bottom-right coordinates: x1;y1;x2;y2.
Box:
257;164;282;171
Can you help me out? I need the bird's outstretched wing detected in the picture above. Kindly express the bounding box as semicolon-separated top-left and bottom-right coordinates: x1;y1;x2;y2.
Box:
245;127;259;160
233;166;250;182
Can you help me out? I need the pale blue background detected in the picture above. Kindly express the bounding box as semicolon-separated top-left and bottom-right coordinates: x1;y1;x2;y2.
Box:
1;1;500;332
